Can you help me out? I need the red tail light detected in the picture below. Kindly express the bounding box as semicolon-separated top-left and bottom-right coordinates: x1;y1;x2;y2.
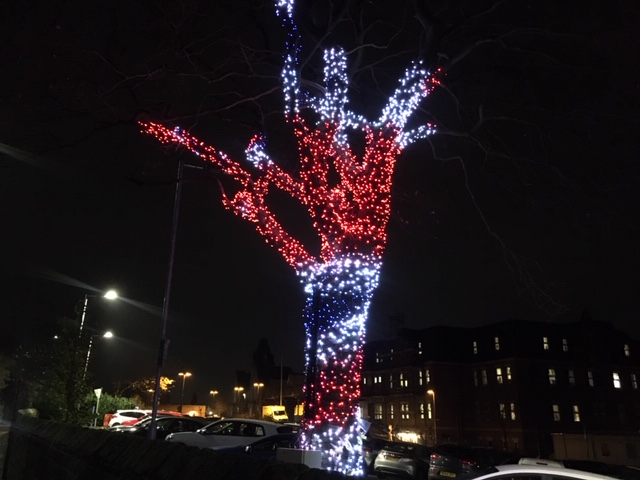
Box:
462;459;477;468
430;454;440;461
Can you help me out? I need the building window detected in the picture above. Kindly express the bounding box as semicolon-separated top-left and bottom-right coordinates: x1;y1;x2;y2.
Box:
400;373;408;388
562;338;569;352
543;337;550;350
573;405;581;422
401;403;410;419
427;402;433;420
374;404;383;420
390;375;394;389
613;372;621;389
481;369;488;385
568;369;575;385
496;368;503;384
374;375;382;384
376;352;381;363
631;374;638;390
588;371;594;387
495;336;500;351
419;370;424;386
473;370;478;386
419;403;425;420
510;403;516;420
426;369;431;384
548;368;557;385
473;341;478;354
418;342;422;355
552;404;561;422
390;404;394;420
499;403;506;419
363;377;367;385
624;344;631;357
506;366;512;381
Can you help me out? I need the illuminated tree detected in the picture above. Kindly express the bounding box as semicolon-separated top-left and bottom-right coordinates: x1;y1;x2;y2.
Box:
140;0;438;474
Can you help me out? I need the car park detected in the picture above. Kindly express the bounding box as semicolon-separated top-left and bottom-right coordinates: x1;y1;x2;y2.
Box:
120;410;185;426
165;418;295;449
373;441;432;479
212;433;300;460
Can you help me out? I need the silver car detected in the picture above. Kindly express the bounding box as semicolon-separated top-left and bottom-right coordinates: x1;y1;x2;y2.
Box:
374;441;432;479
165;418;294;449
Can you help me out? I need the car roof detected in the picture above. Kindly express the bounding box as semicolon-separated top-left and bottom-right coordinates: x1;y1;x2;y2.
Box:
486;464;619;480
212;418;283;426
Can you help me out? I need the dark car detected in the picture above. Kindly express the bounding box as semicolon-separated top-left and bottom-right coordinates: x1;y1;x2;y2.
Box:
374;441;432;479
212;433;300;460
428;444;487;480
110;415;210;440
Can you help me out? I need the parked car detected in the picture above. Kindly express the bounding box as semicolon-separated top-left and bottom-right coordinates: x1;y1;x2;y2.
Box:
110;415;209;440
373;441;432;479
465;464;620;480
428;444;488;480
104;409;151;428
120;411;185;426
165;418;295;449
362;437;391;474
212;433;300;460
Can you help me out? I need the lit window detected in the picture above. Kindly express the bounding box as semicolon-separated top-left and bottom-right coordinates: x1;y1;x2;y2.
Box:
510;403;516;420
548;368;557;385
552;404;561;421
506;367;512;381
624;344;631;357
543;337;550;350
632;374;638;390
376;352;381;363
613;372;621;389
481;370;488;385
427;402;433;420
426;369;431;384
473;341;478;354
390;404;394;420
401;403;410;419
588;371;594;387
473;370;478;386
495;336;500;351
573;405;581;422
419;370;423;386
568;369;575;385
400;373;408;388
374;404;383;420
496;368;503;384
499;403;506;419
562;339;569;352
390;375;394;389
418;342;423;355
363;377;367;385
419;403;425;419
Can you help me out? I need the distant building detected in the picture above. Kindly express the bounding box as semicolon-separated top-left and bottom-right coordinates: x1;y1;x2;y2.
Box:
360;317;640;459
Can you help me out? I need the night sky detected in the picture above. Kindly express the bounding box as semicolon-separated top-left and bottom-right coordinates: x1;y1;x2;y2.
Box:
1;1;639;406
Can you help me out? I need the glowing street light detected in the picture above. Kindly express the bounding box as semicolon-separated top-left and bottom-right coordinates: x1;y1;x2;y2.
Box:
427;389;437;445
253;382;264;418
83;331;114;380
78;290;118;337
179;372;192;403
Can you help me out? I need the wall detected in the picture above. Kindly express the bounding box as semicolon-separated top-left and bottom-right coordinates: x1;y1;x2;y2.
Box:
3;417;346;480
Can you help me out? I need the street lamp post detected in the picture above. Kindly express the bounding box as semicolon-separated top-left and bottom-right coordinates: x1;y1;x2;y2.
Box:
179;372;192;405
78;290;118;338
427;389;437;445
234;386;244;414
83;331;114;380
253;382;264;418
209;390;218;416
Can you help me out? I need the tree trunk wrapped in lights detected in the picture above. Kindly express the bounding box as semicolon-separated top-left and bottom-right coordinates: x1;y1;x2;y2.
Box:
140;0;438;474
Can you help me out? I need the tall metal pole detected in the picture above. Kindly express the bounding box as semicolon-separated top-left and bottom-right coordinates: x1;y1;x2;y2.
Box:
78;294;90;338
149;159;184;440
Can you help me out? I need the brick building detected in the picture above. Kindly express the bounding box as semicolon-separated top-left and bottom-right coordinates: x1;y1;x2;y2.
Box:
360;317;640;457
